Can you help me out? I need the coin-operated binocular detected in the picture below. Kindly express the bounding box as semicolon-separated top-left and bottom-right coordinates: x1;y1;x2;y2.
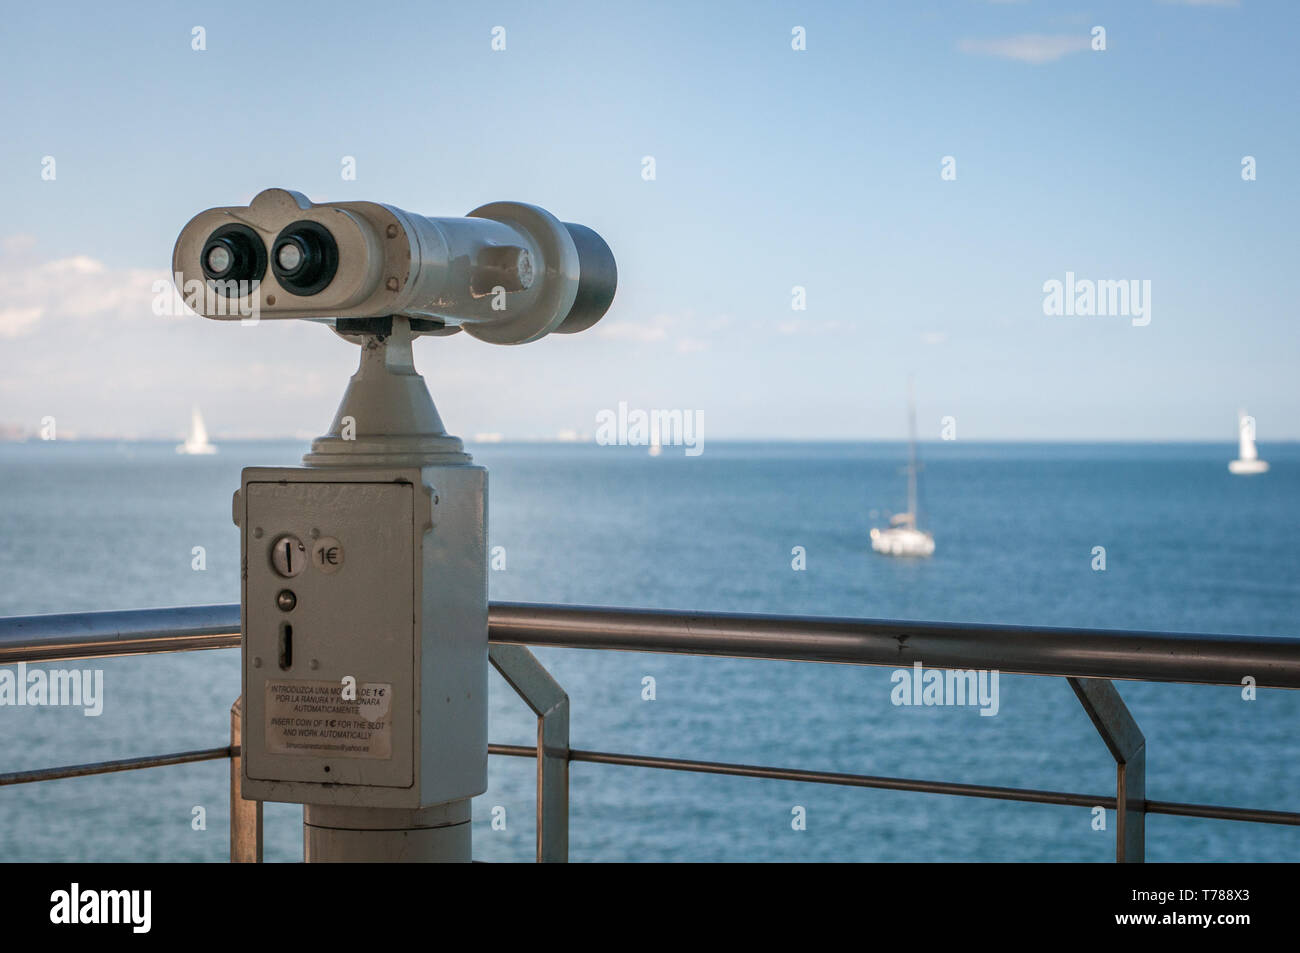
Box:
174;189;615;862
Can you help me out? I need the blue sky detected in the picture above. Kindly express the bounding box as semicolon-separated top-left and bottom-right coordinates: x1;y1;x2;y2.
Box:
0;0;1295;440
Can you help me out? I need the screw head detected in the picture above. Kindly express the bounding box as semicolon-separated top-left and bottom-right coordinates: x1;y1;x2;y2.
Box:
276;589;297;612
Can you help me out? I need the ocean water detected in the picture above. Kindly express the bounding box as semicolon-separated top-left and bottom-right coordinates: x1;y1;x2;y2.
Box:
0;439;1296;862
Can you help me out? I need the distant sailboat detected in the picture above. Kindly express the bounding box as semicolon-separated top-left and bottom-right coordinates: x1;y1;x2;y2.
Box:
870;385;935;557
176;406;217;455
648;432;662;457
1228;410;1267;475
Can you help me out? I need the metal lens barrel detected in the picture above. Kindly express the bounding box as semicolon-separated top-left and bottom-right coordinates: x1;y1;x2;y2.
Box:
271;220;339;296
200;224;266;296
556;222;617;334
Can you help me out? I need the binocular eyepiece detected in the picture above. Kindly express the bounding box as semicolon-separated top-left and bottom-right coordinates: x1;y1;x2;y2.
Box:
174;188;616;344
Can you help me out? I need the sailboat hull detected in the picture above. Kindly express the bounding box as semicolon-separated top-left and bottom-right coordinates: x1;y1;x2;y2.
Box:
870;526;935;557
1230;411;1266;474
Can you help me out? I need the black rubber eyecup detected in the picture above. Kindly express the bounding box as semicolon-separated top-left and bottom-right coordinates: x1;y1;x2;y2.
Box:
200;224;267;297
271;221;339;296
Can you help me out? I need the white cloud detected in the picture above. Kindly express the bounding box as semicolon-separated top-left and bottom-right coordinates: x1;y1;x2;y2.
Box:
776;318;851;336
0;240;164;337
0;307;43;338
597;321;669;342
596;311;731;348
959;34;1091;65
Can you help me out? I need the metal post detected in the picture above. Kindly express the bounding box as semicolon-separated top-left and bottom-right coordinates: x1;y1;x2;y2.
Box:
303;802;471;862
230;696;263;863
263;319;483;863
490;644;569;862
1069;677;1146;862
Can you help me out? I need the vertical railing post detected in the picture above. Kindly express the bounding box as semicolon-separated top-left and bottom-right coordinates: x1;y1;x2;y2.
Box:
230;696;263;863
1068;677;1146;862
489;644;569;862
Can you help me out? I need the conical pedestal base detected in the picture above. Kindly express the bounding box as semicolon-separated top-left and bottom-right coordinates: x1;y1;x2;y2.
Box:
302;318;472;468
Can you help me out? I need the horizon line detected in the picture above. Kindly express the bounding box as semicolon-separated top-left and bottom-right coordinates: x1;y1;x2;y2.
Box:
4;436;1297;446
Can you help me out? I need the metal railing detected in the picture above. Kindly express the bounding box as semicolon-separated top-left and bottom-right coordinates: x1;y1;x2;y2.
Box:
1;603;1297;863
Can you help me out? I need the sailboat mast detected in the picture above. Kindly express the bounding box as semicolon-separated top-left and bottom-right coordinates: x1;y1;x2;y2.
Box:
906;379;918;522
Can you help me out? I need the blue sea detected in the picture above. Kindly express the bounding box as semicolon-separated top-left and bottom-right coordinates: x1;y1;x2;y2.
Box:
0;439;1296;862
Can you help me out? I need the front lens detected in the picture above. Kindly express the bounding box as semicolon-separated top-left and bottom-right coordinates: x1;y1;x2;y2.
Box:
200;225;267;296
205;244;233;276
276;242;303;273
271;221;338;296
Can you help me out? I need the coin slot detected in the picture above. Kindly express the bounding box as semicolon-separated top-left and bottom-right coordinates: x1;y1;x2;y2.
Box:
271;534;306;578
278;622;293;670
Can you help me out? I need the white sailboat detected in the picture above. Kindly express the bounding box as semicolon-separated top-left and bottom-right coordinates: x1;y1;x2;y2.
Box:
1228;410;1267;475
176;406;217;455
870;387;935;557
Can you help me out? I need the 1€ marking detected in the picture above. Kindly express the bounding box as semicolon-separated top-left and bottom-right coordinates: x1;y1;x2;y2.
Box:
312;537;344;575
